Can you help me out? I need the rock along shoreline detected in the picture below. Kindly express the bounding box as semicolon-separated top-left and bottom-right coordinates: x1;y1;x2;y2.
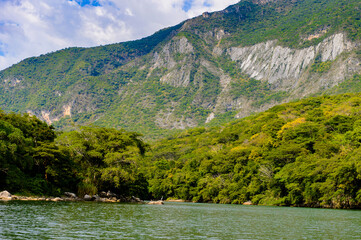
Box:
0;190;145;203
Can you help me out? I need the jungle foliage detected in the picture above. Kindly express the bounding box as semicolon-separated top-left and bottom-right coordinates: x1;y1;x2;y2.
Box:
146;93;361;209
190;0;361;48
2;0;361;207
1;93;361;209
0;112;149;199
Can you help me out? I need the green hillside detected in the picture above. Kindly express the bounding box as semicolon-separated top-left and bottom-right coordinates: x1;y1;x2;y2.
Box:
194;0;361;48
0;0;361;140
1;93;361;208
147;93;361;208
0;23;182;114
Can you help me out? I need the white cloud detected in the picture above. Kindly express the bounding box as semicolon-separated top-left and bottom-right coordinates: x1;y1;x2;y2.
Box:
0;0;239;70
184;0;240;15
124;8;133;16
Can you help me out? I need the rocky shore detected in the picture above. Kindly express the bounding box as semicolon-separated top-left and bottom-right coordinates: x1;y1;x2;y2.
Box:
0;190;144;203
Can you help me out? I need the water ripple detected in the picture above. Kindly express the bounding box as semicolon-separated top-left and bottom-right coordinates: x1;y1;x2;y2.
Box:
0;201;360;239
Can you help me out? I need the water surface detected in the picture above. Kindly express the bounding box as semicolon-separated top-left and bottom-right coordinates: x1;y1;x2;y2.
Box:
0;201;360;239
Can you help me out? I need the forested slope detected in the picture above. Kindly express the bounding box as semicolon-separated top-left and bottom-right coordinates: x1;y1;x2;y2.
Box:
1;0;361;139
1;93;361;208
0;111;148;199
147;93;361;208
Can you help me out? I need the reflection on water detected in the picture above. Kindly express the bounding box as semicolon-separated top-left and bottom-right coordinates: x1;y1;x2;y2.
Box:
0;201;360;239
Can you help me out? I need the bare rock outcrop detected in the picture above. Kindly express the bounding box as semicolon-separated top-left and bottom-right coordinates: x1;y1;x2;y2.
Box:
227;33;355;90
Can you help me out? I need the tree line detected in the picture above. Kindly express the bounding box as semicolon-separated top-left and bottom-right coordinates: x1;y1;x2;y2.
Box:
1;93;361;208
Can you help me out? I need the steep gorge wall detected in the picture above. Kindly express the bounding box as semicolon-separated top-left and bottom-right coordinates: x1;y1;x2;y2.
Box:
150;32;361;128
224;33;358;91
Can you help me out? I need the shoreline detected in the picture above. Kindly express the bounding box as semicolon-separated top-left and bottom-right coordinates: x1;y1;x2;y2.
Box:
0;190;144;203
2;191;359;209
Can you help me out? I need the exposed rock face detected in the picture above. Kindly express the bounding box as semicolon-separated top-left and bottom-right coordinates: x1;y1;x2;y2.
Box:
41;111;53;125
149;31;361;129
226;33;355;89
63;104;72;117
152;36;195;87
206;113;215;123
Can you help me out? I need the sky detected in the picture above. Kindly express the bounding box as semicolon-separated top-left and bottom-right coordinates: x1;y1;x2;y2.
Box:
0;0;239;70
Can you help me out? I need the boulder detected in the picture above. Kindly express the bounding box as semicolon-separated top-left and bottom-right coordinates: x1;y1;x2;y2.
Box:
52;197;63;202
148;200;164;205
243;201;252;205
0;190;12;201
107;191;118;198
99;191;108;198
131;196;144;203
83;194;92;201
131;196;142;202
64;192;77;198
92;195;101;201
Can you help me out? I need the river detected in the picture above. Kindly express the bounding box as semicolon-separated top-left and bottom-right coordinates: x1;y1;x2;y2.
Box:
0;201;360;239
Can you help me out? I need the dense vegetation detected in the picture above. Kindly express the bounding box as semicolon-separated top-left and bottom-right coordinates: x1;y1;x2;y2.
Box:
0;111;57;194
1;0;361;139
0;112;149;199
147;93;361;209
1;0;361;208
190;0;361;48
1;93;361;209
0;23;184;136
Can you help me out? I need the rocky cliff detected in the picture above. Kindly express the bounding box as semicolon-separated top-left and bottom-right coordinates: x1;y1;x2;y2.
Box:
226;33;357;90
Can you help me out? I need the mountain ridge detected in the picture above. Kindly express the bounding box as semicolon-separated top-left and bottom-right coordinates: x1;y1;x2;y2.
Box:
1;0;361;139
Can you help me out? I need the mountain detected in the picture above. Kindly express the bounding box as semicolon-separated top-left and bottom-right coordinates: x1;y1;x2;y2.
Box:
1;0;361;139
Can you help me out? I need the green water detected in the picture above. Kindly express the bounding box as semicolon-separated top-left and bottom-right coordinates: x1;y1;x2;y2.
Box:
0;201;360;239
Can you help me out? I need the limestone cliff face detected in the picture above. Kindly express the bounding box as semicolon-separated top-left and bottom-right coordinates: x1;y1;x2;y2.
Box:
225;33;357;91
149;32;361;128
151;37;195;87
143;31;361;130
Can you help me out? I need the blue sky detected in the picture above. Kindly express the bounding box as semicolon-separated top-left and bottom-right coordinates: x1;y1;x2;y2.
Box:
182;0;212;11
182;0;194;12
0;0;239;70
72;0;101;7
